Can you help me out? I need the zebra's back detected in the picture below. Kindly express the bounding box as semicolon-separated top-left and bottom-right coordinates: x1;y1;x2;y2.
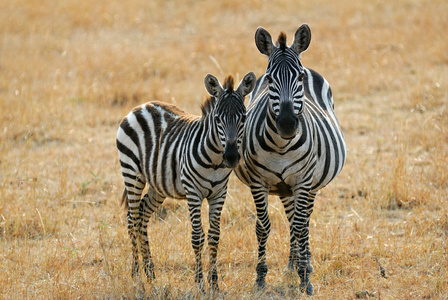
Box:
116;101;195;199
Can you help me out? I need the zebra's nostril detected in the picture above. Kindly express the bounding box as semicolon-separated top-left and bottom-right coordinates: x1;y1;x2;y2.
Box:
278;115;297;128
223;143;240;168
276;115;298;139
223;151;239;162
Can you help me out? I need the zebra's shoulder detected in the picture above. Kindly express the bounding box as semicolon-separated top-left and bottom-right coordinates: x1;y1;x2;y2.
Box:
304;67;330;91
304;67;334;111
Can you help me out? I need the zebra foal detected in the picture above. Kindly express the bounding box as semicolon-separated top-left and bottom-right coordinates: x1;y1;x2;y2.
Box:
235;24;346;295
116;72;256;290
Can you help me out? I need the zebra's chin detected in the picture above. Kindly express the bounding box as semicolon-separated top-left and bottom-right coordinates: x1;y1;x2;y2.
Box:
276;126;298;140
278;131;297;140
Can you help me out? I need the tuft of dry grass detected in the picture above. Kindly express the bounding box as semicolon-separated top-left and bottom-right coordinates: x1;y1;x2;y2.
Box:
1;0;447;299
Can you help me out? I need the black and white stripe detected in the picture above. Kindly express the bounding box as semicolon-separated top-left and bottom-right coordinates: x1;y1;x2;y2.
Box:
235;24;346;295
117;72;256;290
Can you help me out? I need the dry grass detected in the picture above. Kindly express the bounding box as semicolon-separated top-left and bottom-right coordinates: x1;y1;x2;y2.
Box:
1;0;447;299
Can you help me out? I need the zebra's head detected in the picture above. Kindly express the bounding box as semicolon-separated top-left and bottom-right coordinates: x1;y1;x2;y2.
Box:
204;72;256;168
255;24;311;139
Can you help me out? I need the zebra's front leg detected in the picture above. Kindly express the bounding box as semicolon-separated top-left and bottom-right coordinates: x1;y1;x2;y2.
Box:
138;189;165;280
293;189;316;296
252;186;271;290
207;194;225;292
280;196;300;274
187;197;206;292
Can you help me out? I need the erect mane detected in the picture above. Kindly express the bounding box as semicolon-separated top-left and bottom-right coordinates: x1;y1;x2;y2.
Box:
223;75;234;92
277;32;287;51
200;96;217;117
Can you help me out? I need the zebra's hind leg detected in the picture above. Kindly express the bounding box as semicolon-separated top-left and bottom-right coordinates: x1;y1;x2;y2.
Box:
126;208;141;277
138;189;165;281
187;196;206;292
123;176;146;278
207;194;225;292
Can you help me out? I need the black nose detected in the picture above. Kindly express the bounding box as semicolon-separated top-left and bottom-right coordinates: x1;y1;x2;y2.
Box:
223;142;240;168
276;102;298;139
276;115;298;139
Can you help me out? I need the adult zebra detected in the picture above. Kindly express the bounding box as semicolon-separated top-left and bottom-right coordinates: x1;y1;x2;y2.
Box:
116;72;256;290
235;24;346;295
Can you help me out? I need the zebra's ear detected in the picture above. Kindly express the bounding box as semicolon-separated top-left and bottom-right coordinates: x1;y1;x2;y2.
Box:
236;72;256;98
292;24;311;57
204;73;223;98
255;27;274;57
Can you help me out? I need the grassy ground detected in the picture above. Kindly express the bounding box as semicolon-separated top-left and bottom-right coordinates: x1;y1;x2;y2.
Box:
1;0;447;298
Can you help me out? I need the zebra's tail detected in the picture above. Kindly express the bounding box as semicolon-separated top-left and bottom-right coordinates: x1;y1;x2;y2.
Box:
120;188;129;210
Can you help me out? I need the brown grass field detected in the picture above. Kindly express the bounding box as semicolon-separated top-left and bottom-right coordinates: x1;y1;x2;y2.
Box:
1;0;447;299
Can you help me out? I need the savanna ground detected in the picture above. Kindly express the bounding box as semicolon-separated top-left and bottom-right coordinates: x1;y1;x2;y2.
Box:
1;0;447;299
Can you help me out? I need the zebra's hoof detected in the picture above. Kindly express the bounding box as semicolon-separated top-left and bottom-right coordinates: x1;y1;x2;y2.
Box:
146;270;155;281
144;263;155;281
211;282;220;292
194;279;206;295
307;263;314;274
253;279;267;292
300;281;314;296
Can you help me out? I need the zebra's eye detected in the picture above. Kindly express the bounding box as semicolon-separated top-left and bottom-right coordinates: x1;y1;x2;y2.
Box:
240;114;247;123
298;73;305;80
214;115;221;124
266;74;273;84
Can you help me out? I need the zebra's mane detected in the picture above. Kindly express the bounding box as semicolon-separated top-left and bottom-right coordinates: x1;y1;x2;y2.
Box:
277;32;287;51
223;75;234;92
200;96;216;117
200;75;235;117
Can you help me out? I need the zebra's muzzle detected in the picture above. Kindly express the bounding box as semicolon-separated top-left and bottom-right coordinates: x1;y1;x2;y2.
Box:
276;103;299;139
222;141;240;169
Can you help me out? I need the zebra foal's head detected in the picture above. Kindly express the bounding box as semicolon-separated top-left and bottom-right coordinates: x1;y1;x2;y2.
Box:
204;72;256;168
255;24;311;139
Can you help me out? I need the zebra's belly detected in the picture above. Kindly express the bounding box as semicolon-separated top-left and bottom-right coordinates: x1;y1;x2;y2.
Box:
149;178;187;200
236;152;337;197
150;165;231;200
235;161;299;197
145;157;186;199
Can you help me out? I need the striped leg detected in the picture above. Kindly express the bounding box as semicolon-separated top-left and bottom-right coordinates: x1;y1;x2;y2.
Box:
138;189;165;280
292;186;315;296
123;175;146;277
251;185;271;289
280;196;300;273
207;191;226;291
187;195;206;291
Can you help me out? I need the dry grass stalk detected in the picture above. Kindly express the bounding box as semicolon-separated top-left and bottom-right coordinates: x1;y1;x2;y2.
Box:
0;0;447;298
